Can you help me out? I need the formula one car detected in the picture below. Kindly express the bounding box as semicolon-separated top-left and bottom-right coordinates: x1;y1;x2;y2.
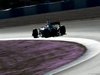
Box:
32;20;66;38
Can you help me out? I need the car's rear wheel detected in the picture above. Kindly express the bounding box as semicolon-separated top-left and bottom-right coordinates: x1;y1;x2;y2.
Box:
51;28;58;37
44;29;51;38
59;26;66;35
32;29;38;38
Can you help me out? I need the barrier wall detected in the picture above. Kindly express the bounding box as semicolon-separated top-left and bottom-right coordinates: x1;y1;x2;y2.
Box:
0;0;100;19
0;6;100;28
0;0;100;28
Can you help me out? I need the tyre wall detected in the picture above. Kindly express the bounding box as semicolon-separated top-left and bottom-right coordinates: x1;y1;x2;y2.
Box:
0;0;100;28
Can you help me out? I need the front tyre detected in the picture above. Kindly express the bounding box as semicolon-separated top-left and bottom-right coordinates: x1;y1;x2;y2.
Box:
59;26;66;35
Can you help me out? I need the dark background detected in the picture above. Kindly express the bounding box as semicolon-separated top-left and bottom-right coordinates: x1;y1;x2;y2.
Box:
0;0;63;10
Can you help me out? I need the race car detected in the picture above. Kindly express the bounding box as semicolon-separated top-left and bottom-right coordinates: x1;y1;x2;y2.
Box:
32;20;66;38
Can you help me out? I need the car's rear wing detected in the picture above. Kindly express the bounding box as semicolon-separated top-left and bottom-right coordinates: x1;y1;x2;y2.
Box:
50;22;60;25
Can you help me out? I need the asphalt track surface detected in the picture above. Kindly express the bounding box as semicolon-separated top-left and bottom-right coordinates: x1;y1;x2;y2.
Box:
0;18;100;75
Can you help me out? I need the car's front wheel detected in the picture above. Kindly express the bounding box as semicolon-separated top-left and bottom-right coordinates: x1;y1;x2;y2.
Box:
59;26;66;35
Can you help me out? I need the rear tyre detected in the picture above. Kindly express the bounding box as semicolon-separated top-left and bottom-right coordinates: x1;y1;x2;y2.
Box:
44;29;51;38
32;29;38;38
51;28;58;37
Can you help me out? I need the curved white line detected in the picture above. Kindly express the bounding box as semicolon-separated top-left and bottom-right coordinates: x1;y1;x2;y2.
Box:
43;37;100;75
1;37;100;75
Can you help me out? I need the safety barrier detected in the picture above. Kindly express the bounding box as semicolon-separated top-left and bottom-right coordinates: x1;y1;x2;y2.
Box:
0;0;100;19
0;0;100;28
